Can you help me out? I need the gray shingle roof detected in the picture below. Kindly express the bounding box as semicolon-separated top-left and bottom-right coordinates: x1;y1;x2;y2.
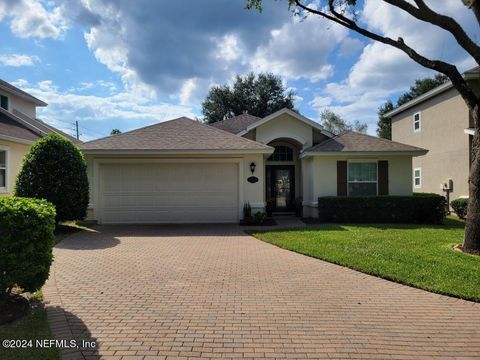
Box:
0;107;81;143
80;117;272;151
305;131;427;153
209;114;261;134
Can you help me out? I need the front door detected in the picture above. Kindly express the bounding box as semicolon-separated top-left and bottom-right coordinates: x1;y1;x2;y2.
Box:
267;166;295;212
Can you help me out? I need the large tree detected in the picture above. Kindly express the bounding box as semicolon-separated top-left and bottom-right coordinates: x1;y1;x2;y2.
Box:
377;74;449;139
247;0;480;253
321;109;368;134
202;72;295;123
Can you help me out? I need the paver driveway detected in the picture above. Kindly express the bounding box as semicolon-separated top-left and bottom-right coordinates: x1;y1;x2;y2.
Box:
43;225;480;360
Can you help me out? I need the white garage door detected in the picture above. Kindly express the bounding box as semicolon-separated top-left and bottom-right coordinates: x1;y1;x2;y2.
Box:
99;162;239;223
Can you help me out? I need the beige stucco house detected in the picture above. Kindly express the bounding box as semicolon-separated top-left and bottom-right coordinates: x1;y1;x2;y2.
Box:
387;68;478;202
0;79;79;196
81;108;426;224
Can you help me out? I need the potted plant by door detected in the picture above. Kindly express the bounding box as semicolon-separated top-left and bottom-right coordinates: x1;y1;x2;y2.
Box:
243;202;252;223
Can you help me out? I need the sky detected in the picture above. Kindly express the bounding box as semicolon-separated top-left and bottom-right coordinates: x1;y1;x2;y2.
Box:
0;0;478;140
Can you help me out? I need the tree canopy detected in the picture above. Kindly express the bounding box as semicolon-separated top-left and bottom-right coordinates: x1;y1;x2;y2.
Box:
110;128;121;135
202;72;295;123
377;74;449;139
321;109;368;135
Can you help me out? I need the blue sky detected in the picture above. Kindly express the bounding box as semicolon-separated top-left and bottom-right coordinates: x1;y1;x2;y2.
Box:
0;0;477;140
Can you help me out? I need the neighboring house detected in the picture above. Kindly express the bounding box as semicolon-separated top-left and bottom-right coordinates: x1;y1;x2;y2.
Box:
387;68;478;202
0;79;80;196
81;108;426;224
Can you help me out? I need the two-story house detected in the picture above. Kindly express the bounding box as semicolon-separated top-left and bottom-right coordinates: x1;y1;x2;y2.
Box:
0;79;79;196
387;68;478;202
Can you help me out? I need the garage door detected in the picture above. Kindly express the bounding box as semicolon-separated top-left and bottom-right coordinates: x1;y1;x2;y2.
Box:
99;162;239;223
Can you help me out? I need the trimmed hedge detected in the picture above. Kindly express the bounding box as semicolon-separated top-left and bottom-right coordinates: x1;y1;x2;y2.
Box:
318;195;446;224
0;197;56;298
15;134;89;222
451;198;468;219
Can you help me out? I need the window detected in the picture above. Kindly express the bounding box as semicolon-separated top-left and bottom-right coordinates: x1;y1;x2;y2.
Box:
0;95;8;111
414;168;422;188
413;112;421;132
0;149;7;192
268;145;293;161
348;162;377;196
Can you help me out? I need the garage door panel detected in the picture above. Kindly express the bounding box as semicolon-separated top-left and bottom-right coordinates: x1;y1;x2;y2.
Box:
100;162;239;223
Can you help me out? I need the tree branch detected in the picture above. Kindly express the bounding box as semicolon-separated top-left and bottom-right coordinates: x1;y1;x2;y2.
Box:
380;0;480;65
293;0;479;109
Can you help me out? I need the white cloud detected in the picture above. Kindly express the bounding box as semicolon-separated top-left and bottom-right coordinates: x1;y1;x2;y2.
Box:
338;37;364;57
309;96;332;109
0;54;39;66
0;0;68;39
179;78;198;105
16;79;196;140
251;15;346;81
214;34;242;62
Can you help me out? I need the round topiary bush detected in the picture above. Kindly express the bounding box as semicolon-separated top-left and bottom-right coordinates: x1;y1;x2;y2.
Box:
451;198;469;219
15;134;89;222
0;197;56;300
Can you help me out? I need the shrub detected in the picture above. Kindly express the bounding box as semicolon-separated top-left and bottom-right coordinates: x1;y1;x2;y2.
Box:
15;134;89;222
451;198;468;219
243;202;252;218
0;197;56;299
317;195;446;224
253;211;267;224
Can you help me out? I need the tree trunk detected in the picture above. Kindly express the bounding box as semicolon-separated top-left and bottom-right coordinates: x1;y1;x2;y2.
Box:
463;104;480;252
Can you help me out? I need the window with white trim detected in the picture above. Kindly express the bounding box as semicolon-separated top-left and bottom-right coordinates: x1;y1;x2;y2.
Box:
413;112;421;132
348;162;377;196
414;168;421;188
0;149;7;191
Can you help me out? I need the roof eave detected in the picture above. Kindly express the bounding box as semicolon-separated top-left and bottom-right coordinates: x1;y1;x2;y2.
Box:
384;82;454;118
300;150;428;158
0;134;36;144
80;148;274;155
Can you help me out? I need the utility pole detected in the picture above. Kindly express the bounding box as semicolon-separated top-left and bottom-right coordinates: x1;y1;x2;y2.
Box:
75;120;79;140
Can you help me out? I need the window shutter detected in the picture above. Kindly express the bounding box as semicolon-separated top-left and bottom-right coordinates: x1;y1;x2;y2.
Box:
337;161;347;196
378;160;389;195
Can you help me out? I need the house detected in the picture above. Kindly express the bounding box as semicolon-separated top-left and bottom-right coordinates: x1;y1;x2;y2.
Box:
0;79;79;196
386;68;478;202
80;108;426;224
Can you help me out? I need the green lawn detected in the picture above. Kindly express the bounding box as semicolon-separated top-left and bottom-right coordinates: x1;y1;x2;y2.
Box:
252;217;480;302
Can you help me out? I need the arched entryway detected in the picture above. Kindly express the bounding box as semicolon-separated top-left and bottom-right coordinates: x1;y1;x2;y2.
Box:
265;139;302;213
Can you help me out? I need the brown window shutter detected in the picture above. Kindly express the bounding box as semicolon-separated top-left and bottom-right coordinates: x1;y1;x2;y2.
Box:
337;161;347;196
378;160;389;195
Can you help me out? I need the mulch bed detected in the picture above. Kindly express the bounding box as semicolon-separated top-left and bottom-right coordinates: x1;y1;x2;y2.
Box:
453;244;480;256
0;293;30;325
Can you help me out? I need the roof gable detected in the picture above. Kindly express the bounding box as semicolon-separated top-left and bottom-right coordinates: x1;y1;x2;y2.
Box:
80;117;273;152
304;131;427;155
237;108;332;137
0;79;47;107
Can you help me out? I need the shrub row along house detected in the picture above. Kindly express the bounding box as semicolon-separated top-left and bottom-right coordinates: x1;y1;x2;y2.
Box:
387;67;479;203
1;79;430;223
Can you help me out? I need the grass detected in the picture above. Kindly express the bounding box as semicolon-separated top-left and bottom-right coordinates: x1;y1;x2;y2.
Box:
252;216;480;302
0;297;60;360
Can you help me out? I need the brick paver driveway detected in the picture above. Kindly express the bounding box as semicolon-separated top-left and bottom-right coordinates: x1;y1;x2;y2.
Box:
43;225;480;360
